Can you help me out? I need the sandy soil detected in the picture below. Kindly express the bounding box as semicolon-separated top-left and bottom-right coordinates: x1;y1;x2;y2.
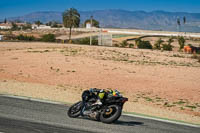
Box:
0;42;200;124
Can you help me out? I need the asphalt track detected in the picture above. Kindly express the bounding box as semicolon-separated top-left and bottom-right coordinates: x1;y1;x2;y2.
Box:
0;95;199;133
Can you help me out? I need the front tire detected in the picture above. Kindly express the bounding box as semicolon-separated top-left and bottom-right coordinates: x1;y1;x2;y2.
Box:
100;105;122;124
67;101;82;118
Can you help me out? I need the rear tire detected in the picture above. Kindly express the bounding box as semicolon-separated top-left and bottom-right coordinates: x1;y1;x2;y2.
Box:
100;105;122;124
67;101;82;118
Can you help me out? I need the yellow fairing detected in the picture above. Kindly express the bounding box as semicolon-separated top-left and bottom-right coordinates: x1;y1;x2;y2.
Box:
98;92;105;99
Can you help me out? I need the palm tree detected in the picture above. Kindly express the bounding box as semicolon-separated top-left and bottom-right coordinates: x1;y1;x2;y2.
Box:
63;8;80;42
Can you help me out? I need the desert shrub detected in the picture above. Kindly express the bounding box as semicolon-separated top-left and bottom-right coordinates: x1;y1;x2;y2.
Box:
191;54;200;63
178;36;185;50
72;37;98;45
189;45;200;54
41;34;56;42
168;37;174;44
136;39;152;49
161;38;174;51
17;34;35;41
191;54;198;59
197;57;200;63
129;43;134;48
120;40;129;47
197;50;200;54
162;43;173;51
154;38;164;50
113;43;120;47
135;38;141;46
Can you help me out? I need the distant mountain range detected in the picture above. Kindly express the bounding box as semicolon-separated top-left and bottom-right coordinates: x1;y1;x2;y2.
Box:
6;9;200;32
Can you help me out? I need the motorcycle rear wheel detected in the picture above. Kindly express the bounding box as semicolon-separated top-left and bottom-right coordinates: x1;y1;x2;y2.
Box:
67;101;82;118
100;104;122;124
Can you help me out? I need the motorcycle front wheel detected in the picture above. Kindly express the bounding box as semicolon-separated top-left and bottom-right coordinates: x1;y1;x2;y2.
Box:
67;101;82;118
100;104;122;124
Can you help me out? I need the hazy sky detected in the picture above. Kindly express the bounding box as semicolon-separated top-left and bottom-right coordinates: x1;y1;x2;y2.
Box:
0;0;200;19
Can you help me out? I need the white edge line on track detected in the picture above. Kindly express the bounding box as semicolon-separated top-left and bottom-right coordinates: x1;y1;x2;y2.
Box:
1;94;200;128
123;113;200;128
0;94;64;105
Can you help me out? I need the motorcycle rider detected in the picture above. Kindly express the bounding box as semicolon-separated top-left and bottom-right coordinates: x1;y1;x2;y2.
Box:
68;87;128;123
81;88;117;115
82;88;118;106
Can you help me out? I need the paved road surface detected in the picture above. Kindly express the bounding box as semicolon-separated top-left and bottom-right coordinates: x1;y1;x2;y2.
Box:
0;116;92;133
0;95;199;133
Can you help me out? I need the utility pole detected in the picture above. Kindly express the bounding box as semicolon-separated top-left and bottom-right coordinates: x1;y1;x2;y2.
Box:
183;16;186;34
90;16;93;46
183;16;186;24
177;18;181;32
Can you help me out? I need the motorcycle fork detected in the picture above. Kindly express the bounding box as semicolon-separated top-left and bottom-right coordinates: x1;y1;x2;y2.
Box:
80;101;86;116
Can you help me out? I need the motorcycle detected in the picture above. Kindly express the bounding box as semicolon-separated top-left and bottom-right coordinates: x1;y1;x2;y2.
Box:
67;90;128;124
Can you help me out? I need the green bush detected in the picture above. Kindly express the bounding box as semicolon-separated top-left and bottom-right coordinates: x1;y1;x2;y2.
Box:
135;38;141;46
162;43;173;51
136;39;152;49
191;54;200;63
120;40;129;47
161;38;174;51
154;38;164;50
129;43;134;48
41;34;56;42
167;37;174;45
178;36;185;50
17;34;35;41
113;43;120;47
188;44;193;47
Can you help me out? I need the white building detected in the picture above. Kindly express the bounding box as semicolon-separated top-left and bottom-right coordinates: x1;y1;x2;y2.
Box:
0;35;3;40
32;24;51;29
31;24;38;29
86;22;92;29
38;25;51;29
0;23;12;29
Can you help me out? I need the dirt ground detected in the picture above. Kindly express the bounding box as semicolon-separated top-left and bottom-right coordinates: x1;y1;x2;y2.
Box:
0;42;200;124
